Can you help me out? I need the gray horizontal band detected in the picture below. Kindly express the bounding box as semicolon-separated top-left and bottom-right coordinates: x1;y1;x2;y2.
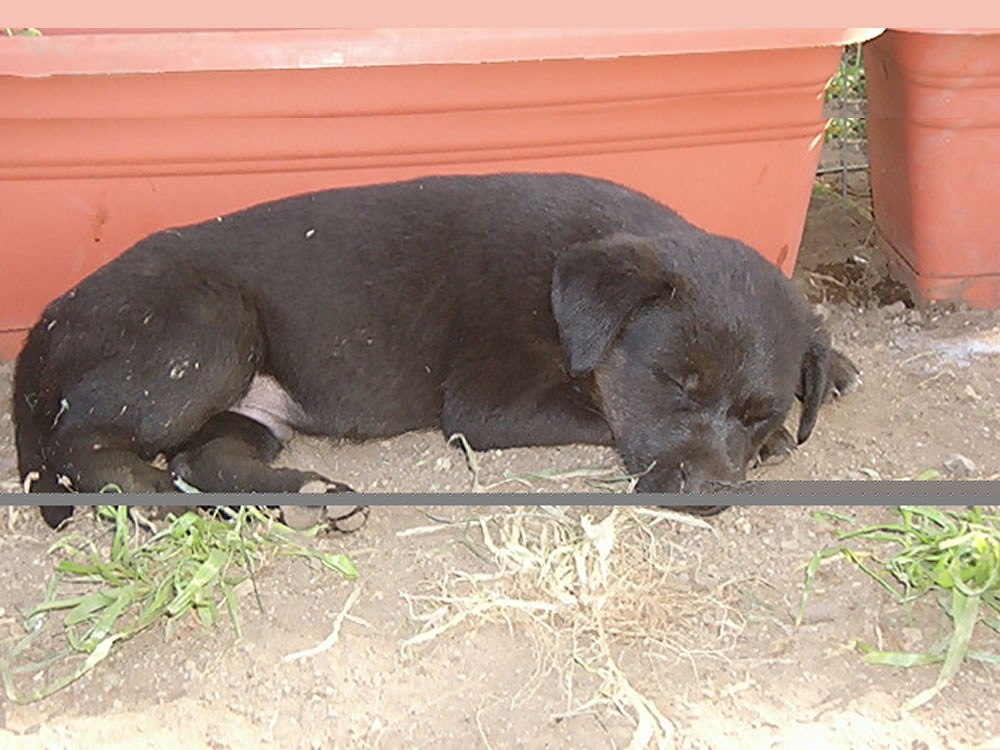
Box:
2;481;996;506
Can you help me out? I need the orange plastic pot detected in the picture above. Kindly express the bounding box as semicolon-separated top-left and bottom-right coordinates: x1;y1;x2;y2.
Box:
0;28;881;358
865;29;1000;307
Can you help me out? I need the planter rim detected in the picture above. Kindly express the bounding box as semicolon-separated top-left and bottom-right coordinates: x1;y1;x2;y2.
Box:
0;27;883;77
886;28;1000;35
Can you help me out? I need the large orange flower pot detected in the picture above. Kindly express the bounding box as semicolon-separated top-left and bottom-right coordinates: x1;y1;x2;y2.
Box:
0;28;881;358
865;29;1000;307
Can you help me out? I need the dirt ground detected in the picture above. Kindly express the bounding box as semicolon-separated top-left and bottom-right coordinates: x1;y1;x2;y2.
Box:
1;171;999;749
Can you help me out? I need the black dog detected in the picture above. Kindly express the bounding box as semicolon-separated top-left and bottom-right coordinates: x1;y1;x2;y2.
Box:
13;173;858;528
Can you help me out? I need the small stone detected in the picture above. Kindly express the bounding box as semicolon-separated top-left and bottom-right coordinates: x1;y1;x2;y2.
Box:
102;670;123;691
434;456;452;472
884;300;906;317
943;453;976;477
901;627;924;650
797;599;839;625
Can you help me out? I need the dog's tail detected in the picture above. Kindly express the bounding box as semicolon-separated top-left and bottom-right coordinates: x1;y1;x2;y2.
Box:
12;323;63;493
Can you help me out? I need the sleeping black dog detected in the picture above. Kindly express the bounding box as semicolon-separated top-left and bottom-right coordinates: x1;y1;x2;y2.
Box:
13;173;858;528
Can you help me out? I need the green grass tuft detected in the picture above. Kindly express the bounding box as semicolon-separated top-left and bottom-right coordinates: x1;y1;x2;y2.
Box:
798;506;1000;711
0;505;357;704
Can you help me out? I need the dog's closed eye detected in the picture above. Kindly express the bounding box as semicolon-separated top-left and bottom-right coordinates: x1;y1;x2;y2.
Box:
653;367;699;392
734;400;779;428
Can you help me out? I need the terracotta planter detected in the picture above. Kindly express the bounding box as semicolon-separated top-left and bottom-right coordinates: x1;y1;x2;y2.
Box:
0;28;881;358
865;29;1000;307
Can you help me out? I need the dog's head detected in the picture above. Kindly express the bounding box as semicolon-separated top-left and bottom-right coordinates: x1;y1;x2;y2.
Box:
551;233;833;493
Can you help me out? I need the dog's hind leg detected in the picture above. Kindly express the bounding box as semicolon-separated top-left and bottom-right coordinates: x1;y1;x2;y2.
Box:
47;426;178;493
17;270;267;499
168;411;354;494
167;411;365;531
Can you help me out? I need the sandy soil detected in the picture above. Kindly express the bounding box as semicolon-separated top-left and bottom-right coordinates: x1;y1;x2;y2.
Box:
1;176;998;750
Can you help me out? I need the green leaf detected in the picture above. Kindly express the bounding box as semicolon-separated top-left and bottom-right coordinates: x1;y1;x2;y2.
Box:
166;548;228;617
903;591;981;711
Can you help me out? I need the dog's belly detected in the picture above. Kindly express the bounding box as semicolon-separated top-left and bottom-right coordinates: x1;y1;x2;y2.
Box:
229;374;310;443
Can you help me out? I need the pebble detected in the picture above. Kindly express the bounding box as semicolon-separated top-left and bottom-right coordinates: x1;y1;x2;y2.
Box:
884;300;906;317
797;598;839;625
943;453;976;477
901;626;924;650
102;670;123;691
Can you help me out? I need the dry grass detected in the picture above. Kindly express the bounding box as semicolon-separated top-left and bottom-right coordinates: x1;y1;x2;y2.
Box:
397;506;743;749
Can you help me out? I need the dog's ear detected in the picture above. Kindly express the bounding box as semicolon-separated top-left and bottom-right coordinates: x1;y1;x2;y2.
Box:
552;236;682;375
796;322;832;444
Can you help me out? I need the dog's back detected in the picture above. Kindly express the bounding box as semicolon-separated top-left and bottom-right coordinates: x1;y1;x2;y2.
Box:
24;174;691;436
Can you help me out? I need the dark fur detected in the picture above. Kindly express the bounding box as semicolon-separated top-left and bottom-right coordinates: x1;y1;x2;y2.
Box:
12;173;859;528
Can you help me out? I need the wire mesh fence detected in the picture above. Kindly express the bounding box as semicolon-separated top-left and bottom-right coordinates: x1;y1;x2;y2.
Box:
818;43;870;203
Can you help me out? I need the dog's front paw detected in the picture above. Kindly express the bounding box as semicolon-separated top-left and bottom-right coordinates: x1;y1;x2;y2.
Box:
827;348;861;401
754;427;796;467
